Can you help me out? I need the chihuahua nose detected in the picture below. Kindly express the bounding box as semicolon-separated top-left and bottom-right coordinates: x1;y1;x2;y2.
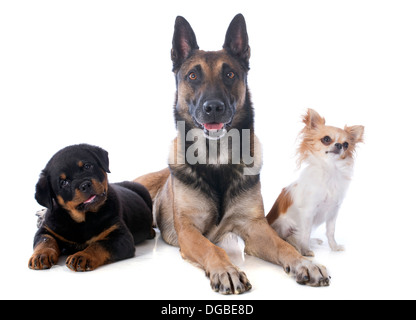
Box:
335;143;343;150
203;100;225;115
79;180;92;193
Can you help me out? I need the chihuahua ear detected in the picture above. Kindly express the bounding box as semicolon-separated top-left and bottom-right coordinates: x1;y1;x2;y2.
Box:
345;125;365;143
171;16;199;72
35;171;54;210
303;108;325;129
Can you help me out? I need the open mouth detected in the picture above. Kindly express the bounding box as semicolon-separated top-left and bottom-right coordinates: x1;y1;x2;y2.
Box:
83;195;97;204
203;123;227;139
76;192;106;210
203;123;224;131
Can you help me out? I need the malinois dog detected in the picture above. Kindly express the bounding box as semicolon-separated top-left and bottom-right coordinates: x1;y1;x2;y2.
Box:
135;14;330;294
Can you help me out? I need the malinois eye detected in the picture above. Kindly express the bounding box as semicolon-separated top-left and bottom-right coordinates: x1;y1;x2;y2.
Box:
188;72;198;81
226;71;235;79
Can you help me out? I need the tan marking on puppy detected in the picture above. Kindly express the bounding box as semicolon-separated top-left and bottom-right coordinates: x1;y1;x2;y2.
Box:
66;243;111;272
57;193;86;223
28;235;60;270
86;224;119;245
44;225;77;245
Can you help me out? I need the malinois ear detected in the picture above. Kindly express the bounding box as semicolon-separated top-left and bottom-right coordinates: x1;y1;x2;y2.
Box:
223;14;250;69
171;16;199;71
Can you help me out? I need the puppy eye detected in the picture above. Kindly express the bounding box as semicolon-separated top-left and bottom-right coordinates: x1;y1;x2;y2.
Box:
226;71;235;79
188;72;198;81
343;142;349;149
321;136;332;145
83;163;93;170
60;180;70;188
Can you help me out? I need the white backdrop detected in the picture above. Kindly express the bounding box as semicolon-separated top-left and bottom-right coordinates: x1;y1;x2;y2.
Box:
1;0;415;300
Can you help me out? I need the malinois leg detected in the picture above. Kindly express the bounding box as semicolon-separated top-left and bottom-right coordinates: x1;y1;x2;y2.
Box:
241;218;330;287
176;220;252;295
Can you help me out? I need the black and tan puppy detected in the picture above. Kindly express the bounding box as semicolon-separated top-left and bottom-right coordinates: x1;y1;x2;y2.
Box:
29;144;154;271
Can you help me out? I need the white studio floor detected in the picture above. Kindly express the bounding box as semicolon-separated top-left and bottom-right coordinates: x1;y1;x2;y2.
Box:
2;202;414;300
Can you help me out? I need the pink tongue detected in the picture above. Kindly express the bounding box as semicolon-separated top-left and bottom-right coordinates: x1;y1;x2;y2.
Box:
204;123;224;130
84;195;96;204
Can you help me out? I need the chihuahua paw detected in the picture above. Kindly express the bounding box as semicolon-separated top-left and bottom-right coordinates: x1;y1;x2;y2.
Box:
301;248;315;257
330;244;345;252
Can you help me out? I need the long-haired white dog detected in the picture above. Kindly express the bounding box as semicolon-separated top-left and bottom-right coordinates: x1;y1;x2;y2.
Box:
267;109;364;256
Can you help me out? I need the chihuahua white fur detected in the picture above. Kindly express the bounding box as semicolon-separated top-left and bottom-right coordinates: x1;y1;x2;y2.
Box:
268;109;364;257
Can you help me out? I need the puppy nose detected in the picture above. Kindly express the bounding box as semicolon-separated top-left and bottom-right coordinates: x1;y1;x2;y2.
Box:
335;143;343;150
79;180;92;193
203;100;225;115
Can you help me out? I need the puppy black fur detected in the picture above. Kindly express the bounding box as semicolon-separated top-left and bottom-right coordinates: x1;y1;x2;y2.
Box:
28;144;155;271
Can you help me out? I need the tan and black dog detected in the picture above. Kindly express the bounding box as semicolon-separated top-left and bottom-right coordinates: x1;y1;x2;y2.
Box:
135;14;330;294
29;144;154;271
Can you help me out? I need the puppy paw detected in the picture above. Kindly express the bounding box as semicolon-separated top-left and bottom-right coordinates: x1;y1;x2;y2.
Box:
28;248;59;270
66;252;102;272
284;259;330;287
207;266;252;295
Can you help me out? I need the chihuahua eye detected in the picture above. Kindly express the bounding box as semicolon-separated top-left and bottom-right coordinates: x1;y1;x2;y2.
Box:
321;136;332;146
343;142;349;149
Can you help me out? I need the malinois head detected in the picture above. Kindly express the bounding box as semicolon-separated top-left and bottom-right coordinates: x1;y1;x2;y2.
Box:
171;14;254;140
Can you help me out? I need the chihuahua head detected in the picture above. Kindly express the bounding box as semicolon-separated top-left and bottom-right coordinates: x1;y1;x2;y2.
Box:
297;109;364;166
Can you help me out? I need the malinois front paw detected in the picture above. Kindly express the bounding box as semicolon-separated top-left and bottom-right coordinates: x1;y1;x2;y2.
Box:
207;266;252;295
284;259;330;287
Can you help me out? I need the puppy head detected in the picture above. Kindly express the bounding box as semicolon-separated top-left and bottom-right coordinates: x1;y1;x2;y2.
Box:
297;109;364;165
35;144;110;222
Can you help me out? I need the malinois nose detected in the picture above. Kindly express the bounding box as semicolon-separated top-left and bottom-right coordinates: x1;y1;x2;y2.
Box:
203;100;225;116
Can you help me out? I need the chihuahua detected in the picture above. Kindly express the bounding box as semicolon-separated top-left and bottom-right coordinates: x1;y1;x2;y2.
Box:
267;109;364;256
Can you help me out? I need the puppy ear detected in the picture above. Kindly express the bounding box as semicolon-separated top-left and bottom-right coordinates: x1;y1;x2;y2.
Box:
88;145;111;173
35;171;54;210
171;16;199;71
345;125;365;144
223;14;251;69
303;108;326;129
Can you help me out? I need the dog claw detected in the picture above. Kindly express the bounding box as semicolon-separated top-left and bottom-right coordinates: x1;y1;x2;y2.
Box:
288;260;330;287
209;267;252;295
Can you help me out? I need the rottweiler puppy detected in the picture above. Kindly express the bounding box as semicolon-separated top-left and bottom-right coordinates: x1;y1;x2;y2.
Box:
28;144;155;271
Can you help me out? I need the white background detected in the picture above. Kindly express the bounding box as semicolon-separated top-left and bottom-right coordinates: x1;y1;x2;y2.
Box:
1;0;415;300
